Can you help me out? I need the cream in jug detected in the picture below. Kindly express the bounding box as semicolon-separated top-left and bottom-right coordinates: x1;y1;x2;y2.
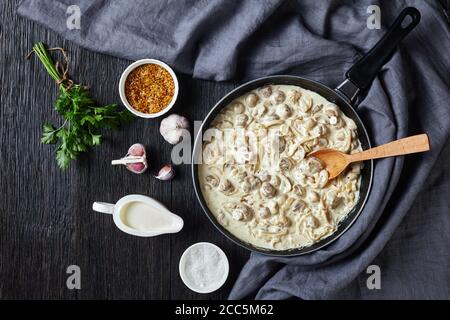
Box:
93;194;183;237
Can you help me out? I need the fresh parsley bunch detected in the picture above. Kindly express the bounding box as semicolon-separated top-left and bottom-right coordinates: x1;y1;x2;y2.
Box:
30;42;133;170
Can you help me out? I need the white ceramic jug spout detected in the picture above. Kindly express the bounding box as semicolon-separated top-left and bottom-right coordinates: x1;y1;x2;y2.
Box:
164;212;184;234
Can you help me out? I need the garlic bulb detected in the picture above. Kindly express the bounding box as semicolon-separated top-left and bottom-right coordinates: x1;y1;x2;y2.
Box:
159;114;190;145
111;143;148;174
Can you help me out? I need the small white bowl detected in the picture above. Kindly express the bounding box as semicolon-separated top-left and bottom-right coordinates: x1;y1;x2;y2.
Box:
179;242;229;294
118;58;179;118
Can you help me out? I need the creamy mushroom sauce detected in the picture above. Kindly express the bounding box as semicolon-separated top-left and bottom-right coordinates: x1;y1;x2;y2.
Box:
199;85;362;250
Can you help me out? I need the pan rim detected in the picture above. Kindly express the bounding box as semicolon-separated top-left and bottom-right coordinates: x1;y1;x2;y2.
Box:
192;75;373;257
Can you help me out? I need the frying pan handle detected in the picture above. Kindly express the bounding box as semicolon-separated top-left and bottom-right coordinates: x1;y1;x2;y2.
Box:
336;7;420;103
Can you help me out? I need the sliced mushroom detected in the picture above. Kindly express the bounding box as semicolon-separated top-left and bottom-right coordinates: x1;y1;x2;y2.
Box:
263;100;273;108
289;89;301;104
306;157;324;174
291;184;303;196
291;199;307;213
218;179;235;195
232;101;245;114
258;206;271;219
279;174;292;193
217;119;234;129
279;157;292;172
231;203;253;221
273;90;286;104
223;201;237;211
315;170;329;188
241;175;261;192
260;182;276;198
259;85;272;98
202;142;221;164
230;166;247;181
235;114;248;127
217;211;229;227
334;129;352;152
245;92;259;107
271;215;291;228
324;104;339;118
336;130;346;141
276;136;287;154
204;174;220;188
203;184;212;191
306;176;315;185
311;104;323;113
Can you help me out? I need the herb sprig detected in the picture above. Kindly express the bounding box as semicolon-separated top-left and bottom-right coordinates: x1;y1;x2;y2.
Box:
29;42;133;170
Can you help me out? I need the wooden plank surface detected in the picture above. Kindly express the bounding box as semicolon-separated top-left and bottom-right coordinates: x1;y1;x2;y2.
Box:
0;0;249;299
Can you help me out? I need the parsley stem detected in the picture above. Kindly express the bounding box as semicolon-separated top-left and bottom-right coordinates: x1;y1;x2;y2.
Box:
32;42;62;84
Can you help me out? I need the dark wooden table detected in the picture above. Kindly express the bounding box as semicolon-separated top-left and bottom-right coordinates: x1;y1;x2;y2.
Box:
0;0;249;299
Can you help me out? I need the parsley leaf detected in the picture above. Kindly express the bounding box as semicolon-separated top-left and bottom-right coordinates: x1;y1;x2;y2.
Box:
30;42;134;170
41;124;58;144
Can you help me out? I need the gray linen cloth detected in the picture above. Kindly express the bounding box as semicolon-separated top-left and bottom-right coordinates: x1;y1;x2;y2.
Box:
18;0;450;299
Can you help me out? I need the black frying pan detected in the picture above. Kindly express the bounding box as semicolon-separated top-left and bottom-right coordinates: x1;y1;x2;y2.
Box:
192;8;420;256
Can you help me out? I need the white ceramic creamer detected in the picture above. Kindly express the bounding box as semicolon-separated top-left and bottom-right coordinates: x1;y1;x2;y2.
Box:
93;194;183;237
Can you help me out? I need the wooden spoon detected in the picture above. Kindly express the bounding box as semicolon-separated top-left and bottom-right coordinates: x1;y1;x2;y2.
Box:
308;134;430;180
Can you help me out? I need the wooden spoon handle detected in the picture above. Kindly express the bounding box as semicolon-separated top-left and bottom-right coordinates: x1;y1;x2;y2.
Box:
347;134;430;162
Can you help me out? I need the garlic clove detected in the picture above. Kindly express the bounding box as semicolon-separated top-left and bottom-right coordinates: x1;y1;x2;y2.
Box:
128;143;146;156
154;164;175;181
127;162;146;173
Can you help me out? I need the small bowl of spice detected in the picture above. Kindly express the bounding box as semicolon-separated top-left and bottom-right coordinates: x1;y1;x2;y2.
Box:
119;59;178;118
